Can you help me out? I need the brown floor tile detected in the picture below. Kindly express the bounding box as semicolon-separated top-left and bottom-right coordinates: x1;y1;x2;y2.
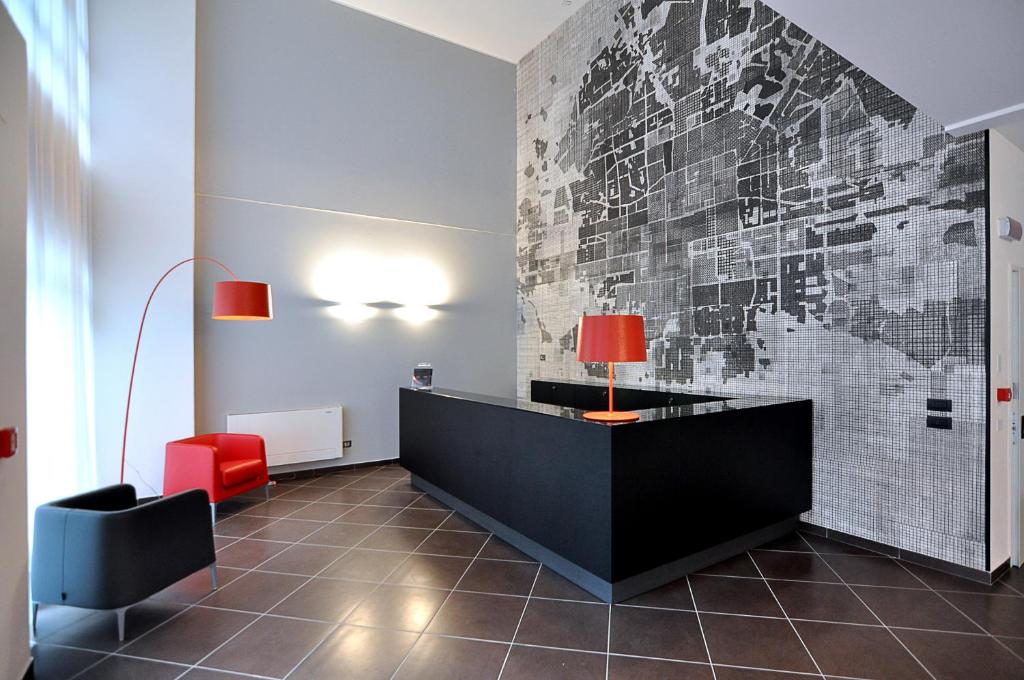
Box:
338;504;401;525
941;591;1024;636
457;559;539;596
346;584;449;632
712;668;817;679
610;605;708;662
531;566;602;603
385;479;421;493
1000;566;1024;594
75;655;184;680
320;488;379;504
800;532;882;556
696;553;761;577
365;490;423;508
415;529;489;557
426;591;527;641
690;574;783;616
368;465;407;478
213;536;237;551
319;548;409;582
295;475;356;488
795;620;929;679
30;644;106;680
286;502;356;522
439;513;486;532
500;645;606;680
393;634;508;680
409;495;448;510
150;567;244;605
345;476;398;490
750;550;841;583
120;607;256;664
700;613;817;673
386;508;451;529
998;635;1024;656
896;628;1024;680
41;601;185;651
202;615;333;678
853;585;979;632
179;669;253;680
357;526;433;551
214;514;277;538
622;577;695;610
385;553;472;589
275;485;336;502
256;544;347;576
478;535;536;562
769;580;876;624
301;522;378;548
608;655;713;679
822;555;925;588
248;518;325;542
214;539;289;569
288;624;418;680
905;563;1020;595
514;598;608;652
758;532;813;552
239;499;309;518
271;577;376;622
200;570;308;613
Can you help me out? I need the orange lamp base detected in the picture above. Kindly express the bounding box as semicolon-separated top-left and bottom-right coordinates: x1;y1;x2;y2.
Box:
582;410;640;422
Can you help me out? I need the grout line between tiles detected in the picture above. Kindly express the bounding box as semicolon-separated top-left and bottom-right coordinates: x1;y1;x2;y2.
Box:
685;574;718;680
496;560;544;678
799;533;938;680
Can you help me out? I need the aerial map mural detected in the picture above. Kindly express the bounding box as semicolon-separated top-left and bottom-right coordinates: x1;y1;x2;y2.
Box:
517;0;988;567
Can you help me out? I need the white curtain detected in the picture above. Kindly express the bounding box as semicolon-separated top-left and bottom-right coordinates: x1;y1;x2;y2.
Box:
5;0;97;512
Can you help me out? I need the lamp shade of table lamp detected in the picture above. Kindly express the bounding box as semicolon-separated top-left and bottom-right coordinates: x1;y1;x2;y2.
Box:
577;314;647;422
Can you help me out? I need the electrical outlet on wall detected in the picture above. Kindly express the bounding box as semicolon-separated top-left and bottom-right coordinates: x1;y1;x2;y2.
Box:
343;440;352;449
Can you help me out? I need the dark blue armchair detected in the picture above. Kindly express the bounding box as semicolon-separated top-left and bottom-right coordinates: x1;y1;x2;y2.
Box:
31;484;217;640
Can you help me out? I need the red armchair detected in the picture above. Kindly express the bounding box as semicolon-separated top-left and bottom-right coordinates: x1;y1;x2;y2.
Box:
164;433;270;521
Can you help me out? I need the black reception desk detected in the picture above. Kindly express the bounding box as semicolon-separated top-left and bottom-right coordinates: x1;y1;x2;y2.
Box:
399;381;812;602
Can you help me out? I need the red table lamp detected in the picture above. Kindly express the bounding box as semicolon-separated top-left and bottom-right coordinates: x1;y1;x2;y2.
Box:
120;257;272;484
576;314;647;422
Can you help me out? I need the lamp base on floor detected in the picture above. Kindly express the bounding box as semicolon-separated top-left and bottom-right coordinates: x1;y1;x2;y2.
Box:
582;410;640;422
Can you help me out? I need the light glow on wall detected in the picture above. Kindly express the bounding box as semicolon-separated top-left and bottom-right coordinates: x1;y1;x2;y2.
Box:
312;250;450;324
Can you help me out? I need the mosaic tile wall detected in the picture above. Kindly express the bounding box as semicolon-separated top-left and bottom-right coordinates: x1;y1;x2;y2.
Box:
516;0;989;568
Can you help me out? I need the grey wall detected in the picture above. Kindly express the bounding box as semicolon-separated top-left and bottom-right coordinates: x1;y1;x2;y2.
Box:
197;0;515;235
196;0;516;468
0;3;30;675
91;0;196;493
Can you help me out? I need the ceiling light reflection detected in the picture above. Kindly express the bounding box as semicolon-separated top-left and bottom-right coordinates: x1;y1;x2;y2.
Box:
393;305;439;324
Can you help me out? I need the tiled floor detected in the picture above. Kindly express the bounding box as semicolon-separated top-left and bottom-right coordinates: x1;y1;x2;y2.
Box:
31;464;1024;679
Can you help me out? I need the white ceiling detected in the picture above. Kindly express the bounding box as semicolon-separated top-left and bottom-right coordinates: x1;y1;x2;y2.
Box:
330;0;582;63
764;0;1024;147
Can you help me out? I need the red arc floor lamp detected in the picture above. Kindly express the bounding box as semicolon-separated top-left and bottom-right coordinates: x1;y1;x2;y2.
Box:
576;314;648;422
119;256;272;484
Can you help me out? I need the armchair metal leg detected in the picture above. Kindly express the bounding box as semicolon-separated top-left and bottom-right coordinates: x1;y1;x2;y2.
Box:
264;483;271;501
31;602;38;638
210;563;218;590
115;606;128;642
210;502;216;526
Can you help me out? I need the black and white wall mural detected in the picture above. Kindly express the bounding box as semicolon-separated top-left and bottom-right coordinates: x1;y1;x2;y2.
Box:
517;0;988;568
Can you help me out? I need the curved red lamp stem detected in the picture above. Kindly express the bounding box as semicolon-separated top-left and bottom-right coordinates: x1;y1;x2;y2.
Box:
120;256;239;484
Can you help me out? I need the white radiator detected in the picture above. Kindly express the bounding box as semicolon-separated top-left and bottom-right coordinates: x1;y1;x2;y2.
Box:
226;406;343;467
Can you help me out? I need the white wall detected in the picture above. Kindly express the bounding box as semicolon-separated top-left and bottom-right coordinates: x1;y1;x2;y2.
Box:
0;3;30;676
195;0;517;469
989;129;1024;567
90;0;197;494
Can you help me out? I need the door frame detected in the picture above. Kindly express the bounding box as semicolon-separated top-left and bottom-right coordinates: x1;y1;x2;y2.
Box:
1011;265;1022;566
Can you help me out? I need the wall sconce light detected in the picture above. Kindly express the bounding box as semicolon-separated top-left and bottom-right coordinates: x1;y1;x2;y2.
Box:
313;250;449;324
